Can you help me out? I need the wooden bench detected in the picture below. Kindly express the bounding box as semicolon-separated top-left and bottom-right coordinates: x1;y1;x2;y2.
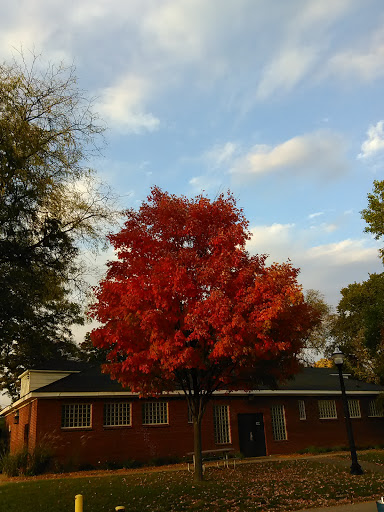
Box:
187;448;235;472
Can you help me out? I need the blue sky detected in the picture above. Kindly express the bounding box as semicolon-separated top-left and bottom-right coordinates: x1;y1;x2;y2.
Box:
2;0;384;311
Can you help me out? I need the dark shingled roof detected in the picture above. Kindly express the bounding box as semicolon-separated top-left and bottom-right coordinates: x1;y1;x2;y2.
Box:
32;365;384;394
29;360;89;372
278;368;383;392
36;365;128;393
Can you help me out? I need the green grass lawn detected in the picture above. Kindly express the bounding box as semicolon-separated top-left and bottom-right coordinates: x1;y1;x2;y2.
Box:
357;450;384;466
1;458;384;512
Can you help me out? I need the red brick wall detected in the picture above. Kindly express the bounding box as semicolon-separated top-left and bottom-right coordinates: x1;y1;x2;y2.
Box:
5;394;384;467
34;398;205;466
6;400;38;453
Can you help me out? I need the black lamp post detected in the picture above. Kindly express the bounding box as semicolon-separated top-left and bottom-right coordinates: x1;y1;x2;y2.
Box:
332;350;363;475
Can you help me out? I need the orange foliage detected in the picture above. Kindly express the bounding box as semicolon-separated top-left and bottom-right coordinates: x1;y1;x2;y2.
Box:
313;358;333;368
90;187;318;396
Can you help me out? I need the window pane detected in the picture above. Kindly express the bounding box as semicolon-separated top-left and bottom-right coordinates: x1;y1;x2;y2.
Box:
369;399;384;417
213;405;231;444
318;400;337;419
298;400;306;420
142;402;168;424
271;405;287;441
348;399;361;418
62;404;91;428
104;403;131;426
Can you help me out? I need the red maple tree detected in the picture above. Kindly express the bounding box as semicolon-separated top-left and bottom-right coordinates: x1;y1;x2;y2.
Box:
90;187;318;481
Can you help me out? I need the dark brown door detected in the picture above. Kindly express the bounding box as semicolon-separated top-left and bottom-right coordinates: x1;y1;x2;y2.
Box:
238;413;266;457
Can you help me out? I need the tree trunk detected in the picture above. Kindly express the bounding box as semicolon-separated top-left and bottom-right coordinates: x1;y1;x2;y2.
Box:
193;415;203;482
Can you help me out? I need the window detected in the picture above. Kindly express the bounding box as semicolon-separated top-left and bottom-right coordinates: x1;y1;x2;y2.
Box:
298;400;306;420
348;399;361;418
318;400;337;419
62;404;91;428
271;405;287;441
213;405;231;444
369;399;384;417
104;402;131;427
142;402;168;425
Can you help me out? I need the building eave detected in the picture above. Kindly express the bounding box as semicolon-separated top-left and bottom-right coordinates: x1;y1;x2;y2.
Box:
18;369;81;379
1;387;381;416
0;393;35;415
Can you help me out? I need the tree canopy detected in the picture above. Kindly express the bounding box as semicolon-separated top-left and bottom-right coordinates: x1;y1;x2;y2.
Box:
330;179;384;383
90;187;319;480
0;54;118;397
361;180;384;263
332;273;384;384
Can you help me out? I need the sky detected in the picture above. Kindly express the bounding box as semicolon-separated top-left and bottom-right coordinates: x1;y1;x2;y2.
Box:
2;0;384;329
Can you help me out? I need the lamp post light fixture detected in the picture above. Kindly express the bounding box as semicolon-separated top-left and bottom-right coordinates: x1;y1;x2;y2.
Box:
332;349;363;475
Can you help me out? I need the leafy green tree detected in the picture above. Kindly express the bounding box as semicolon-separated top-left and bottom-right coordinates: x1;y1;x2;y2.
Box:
78;333;109;364
332;273;384;383
0;54;119;397
361;179;384;263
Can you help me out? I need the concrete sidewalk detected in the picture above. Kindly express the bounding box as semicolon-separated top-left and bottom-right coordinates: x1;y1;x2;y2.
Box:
296;501;377;512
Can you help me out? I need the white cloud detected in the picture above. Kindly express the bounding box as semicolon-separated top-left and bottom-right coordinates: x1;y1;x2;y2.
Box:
188;141;238;192
256;46;318;100
328;27;384;82
203;142;238;169
253;0;355;101
0;0;368;113
358;121;384;159
322;223;338;233
247;223;296;261
96;75;160;134
308;212;324;219
307;239;378;265
246;222;382;306
231;131;347;178
143;1;205;62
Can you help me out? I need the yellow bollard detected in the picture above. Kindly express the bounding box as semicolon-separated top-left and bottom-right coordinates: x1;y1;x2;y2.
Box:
75;494;83;512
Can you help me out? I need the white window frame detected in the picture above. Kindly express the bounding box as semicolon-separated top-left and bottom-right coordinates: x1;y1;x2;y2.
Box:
213;405;231;444
62;404;92;429
348;399;361;419
298;400;306;420
271;404;287;441
104;402;132;427
318;400;337;419
142;402;168;425
368;399;384;417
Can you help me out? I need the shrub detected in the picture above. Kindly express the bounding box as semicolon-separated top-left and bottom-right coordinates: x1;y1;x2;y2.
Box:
77;463;96;472
0;444;53;476
122;459;143;469
147;456;181;467
103;461;123;470
1;449;29;476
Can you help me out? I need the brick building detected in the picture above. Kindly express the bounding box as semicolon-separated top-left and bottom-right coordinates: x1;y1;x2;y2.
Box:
1;362;384;467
